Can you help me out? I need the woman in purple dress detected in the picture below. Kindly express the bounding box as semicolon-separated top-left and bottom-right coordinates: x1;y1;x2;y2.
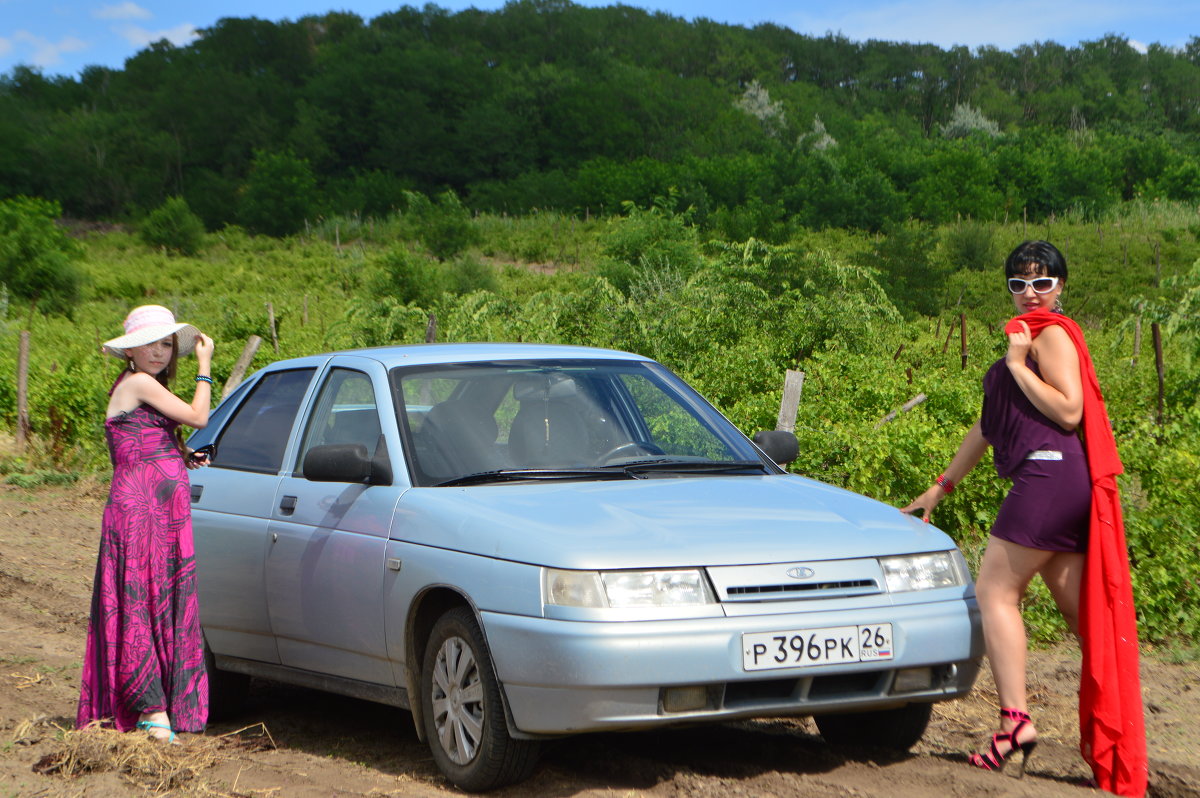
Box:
77;305;215;743
902;241;1087;777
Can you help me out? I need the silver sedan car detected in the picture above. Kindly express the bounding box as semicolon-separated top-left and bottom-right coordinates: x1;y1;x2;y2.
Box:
186;343;982;791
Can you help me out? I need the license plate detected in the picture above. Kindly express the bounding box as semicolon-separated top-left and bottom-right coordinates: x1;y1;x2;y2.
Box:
742;624;894;671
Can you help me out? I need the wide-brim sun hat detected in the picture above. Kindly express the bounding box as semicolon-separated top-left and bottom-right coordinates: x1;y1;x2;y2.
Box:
101;305;201;359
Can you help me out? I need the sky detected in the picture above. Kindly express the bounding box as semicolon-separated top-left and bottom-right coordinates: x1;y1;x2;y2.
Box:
2;0;1198;79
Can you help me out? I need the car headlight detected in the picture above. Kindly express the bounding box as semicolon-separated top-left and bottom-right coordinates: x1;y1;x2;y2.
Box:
879;550;971;593
544;568;717;608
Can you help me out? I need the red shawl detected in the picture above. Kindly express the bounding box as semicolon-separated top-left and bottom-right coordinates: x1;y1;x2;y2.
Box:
1005;309;1147;797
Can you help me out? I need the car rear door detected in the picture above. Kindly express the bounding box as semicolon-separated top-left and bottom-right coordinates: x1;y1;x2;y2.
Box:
264;357;404;685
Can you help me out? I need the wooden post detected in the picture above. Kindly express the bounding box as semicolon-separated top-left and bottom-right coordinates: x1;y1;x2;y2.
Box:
941;316;957;354
1152;322;1164;427
960;312;968;370
1131;306;1142;368
905;367;913;385
875;393;927;429
1022;206;1027;238
223;335;262;398
425;313;437;344
16;331;31;453
266;302;279;353
775;370;805;433
892;344;905;361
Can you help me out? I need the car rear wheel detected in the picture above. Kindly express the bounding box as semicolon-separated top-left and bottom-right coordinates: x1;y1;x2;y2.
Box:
420;607;540;791
203;638;249;722
814;702;932;751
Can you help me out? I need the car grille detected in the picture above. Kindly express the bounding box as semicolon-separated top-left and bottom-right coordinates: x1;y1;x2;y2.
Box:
726;579;877;597
708;559;884;602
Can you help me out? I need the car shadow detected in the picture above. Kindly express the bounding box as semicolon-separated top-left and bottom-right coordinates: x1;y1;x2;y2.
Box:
205;680;918;793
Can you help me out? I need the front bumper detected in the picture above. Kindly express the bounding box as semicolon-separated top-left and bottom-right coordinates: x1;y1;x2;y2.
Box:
483;598;982;736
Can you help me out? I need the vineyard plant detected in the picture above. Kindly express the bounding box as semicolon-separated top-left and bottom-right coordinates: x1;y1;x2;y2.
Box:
1;201;1198;647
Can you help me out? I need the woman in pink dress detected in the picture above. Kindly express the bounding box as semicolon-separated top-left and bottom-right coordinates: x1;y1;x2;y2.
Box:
77;305;215;743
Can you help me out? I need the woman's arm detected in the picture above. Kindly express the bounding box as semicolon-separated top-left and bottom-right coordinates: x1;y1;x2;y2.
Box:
900;420;990;522
1006;322;1083;431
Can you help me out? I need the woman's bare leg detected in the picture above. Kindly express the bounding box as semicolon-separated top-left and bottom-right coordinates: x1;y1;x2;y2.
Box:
1039;551;1085;637
975;537;1053;736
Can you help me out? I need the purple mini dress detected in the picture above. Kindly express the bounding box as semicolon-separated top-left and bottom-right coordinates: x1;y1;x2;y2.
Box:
980;356;1090;553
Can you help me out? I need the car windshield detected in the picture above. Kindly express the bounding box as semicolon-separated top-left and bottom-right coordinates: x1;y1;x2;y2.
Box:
390;359;768;487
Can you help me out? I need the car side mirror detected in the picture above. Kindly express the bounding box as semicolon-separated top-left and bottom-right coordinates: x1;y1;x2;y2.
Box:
753;430;798;466
304;443;375;484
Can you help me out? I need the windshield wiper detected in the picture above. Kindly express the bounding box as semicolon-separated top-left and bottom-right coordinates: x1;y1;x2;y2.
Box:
434;468;635;487
614;459;770;475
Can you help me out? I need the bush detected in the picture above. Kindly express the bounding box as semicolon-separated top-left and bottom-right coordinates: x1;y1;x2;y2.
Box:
402;190;481;261
0;196;83;316
140;197;206;256
941;220;998;272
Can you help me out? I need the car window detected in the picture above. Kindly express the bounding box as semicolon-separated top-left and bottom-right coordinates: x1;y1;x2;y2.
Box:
295;368;383;473
212;368;315;474
617;373;728;460
392;360;760;486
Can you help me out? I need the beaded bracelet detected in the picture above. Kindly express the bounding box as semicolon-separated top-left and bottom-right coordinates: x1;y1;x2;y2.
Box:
195;375;213;384
935;473;955;493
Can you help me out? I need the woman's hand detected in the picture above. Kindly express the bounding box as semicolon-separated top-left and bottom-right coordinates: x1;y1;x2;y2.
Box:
183;446;210;470
1006;319;1033;369
194;333;215;367
900;487;942;524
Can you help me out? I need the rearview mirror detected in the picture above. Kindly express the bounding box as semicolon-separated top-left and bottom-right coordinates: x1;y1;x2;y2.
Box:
753;430;798;466
304;444;374;483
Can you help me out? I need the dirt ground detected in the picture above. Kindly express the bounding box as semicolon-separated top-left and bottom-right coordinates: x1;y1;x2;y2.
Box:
1;482;1197;798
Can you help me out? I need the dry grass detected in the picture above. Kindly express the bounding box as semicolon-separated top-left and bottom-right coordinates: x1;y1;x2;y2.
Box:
14;716;278;796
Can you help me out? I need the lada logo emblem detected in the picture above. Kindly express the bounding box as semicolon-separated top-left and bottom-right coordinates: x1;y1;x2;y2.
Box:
786;566;815;580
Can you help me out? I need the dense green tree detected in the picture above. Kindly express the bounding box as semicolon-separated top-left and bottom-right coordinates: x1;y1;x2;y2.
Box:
2;3;1199;233
238;150;318;236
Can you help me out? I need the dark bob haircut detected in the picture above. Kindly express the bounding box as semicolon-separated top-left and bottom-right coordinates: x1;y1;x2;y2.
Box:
1004;240;1067;281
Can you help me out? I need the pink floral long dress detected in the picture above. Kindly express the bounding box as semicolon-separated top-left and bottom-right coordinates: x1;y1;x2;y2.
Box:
76;399;208;732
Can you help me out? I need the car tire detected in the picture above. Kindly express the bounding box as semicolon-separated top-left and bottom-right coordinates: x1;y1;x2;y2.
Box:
814;702;932;751
420;607;540;791
203;638;249;722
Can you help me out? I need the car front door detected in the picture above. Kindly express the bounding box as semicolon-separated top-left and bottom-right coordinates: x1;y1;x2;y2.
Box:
265;360;402;685
191;366;317;664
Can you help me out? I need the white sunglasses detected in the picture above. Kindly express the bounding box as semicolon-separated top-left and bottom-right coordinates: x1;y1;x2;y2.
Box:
1007;276;1059;294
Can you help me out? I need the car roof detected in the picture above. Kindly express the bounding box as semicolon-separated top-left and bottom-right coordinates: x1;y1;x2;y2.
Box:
260;342;655;371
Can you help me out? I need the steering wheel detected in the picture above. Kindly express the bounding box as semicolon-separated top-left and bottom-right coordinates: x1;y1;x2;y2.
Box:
595;441;664;464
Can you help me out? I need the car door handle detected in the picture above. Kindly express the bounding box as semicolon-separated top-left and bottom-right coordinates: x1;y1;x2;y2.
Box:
190;485;203;503
280;495;297;515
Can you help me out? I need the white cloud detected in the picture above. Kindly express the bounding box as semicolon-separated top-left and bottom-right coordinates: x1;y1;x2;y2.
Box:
114;22;198;48
93;2;153;21
1128;38;1149;54
0;37;12;58
785;0;1151;50
11;31;89;67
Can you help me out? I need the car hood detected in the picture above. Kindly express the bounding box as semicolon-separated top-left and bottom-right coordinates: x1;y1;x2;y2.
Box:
392;474;956;569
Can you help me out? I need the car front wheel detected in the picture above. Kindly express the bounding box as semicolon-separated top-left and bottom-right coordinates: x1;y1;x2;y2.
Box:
420;607;540;791
814;702;932;751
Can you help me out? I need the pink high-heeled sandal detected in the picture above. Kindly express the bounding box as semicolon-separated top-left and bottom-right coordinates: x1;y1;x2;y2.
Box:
968;707;1037;777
